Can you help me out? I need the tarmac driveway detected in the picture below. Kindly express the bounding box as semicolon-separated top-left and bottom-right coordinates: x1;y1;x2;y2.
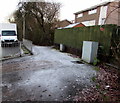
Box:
2;46;96;101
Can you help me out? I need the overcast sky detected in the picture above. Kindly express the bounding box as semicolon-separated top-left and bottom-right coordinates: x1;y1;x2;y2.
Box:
0;0;113;22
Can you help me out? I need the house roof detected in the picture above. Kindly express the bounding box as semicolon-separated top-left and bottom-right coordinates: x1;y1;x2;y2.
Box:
60;19;72;24
58;22;84;29
64;23;80;28
74;1;111;15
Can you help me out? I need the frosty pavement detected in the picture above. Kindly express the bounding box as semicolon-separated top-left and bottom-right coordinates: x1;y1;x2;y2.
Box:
2;46;96;101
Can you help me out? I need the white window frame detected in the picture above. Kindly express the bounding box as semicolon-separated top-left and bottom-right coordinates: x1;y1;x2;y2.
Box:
78;13;83;18
88;9;97;15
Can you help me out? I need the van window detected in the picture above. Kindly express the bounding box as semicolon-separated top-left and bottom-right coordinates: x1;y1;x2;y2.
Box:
2;31;16;36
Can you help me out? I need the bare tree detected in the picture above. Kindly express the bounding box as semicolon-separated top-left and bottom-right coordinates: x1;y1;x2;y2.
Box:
22;2;60;31
13;1;61;45
101;1;120;67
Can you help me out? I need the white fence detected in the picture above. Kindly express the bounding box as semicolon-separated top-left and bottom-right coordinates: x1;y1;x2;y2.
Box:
0;42;21;60
0;39;33;60
23;39;33;54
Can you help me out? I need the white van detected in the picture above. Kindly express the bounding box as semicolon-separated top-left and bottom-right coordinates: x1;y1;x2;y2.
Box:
0;23;18;47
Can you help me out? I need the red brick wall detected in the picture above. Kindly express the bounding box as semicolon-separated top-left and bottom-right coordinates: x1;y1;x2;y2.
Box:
73;23;85;27
58;20;72;28
75;8;100;25
75;2;120;26
106;2;119;25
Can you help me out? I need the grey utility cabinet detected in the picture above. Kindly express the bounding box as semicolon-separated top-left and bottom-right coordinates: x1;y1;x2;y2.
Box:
82;41;99;63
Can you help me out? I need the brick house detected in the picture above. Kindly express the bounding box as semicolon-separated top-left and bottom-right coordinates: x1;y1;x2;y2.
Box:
56;19;72;28
58;22;85;29
74;0;120;26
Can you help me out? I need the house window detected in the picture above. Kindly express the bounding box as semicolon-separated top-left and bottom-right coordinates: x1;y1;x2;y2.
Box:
78;13;83;18
88;9;97;15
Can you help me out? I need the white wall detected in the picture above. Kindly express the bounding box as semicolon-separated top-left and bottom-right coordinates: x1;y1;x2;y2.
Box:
23;39;33;53
82;20;96;26
98;6;108;25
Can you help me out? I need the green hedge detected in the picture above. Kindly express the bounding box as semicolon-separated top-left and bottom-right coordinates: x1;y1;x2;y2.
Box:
54;25;118;55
